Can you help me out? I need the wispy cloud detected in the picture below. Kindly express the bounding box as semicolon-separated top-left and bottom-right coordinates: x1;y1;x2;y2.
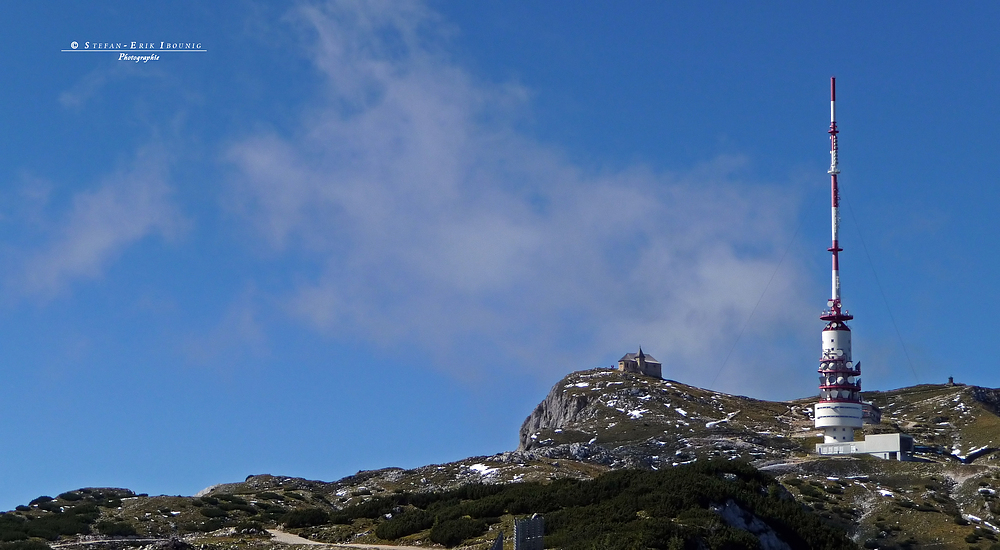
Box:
21;147;184;295
58;64;162;110
225;1;813;395
182;286;268;368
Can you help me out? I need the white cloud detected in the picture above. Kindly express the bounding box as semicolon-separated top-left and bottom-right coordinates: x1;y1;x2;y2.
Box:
225;1;815;396
22;147;184;295
58;68;113;109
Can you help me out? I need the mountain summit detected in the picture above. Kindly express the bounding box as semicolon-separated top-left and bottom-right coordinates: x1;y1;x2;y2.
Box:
520;368;1000;468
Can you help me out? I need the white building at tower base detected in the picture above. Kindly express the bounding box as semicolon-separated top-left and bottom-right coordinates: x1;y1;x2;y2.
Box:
816;433;914;461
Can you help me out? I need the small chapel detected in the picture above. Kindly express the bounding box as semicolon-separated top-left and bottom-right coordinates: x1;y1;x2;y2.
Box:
617;347;662;379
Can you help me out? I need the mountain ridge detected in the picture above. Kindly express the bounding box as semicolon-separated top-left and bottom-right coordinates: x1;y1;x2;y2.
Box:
7;368;1000;549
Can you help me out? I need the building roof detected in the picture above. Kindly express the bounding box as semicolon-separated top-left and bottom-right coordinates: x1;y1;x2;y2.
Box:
619;352;660;364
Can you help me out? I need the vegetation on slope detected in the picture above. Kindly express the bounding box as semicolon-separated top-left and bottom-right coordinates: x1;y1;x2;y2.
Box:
313;459;856;549
0;489;134;547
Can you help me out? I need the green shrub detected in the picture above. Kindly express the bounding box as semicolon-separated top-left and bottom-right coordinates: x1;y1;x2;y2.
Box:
218;502;255;514
11;503;98;541
27;498;52;507
798;484;824;499
429;518;487;547
95;521;137;537
56;493;81;502
0;541;51;550
254;502;283;513
461;497;506;519
200;519;224;532
257;492;282;501
375;509;433;540
199;508;227;519
327;512;353;525
282;508;330;528
0;514;28;541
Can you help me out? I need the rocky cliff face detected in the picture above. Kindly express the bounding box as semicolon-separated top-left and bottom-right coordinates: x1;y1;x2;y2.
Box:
518;378;597;447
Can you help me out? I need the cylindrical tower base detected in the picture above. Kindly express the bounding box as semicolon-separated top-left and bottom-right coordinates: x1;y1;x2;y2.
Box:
815;401;863;443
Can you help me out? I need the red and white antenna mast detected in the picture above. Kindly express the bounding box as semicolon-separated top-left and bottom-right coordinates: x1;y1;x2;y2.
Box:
828;77;845;311
814;77;864;444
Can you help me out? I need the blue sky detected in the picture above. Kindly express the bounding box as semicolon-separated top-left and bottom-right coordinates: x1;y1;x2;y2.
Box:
1;1;998;509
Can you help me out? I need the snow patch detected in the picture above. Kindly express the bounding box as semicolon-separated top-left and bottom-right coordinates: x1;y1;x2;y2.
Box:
952;444;988;460
469;463;498;476
706;411;738;428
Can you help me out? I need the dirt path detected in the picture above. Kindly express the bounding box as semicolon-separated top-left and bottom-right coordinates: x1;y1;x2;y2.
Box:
50;540;169;548
52;532;455;550
331;545;446;550
266;530;441;550
267;531;325;545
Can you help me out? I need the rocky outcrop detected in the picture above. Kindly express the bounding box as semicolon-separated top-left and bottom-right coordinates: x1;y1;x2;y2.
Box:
971;386;1000;415
518;378;596;450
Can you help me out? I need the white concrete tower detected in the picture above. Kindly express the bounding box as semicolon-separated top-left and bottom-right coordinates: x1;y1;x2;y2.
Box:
814;77;864;443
